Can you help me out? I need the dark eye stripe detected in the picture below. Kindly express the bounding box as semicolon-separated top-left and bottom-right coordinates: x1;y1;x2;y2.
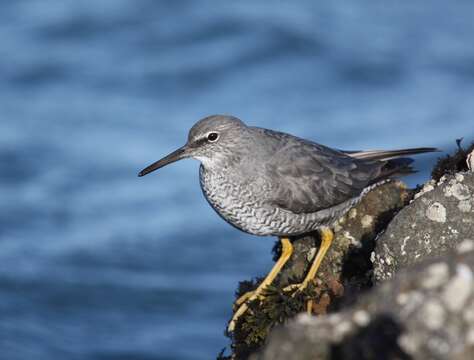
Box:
190;137;207;148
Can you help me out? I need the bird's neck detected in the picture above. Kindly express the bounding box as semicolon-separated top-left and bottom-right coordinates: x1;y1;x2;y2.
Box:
195;156;225;172
195;152;244;174
199;160;232;177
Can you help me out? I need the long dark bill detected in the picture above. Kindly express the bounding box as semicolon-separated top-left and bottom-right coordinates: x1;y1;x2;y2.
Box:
138;146;187;177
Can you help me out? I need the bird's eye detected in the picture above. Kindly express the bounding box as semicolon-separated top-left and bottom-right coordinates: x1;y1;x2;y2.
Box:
207;132;219;142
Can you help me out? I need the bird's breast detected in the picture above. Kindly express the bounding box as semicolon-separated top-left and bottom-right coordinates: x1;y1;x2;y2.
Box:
199;165;275;235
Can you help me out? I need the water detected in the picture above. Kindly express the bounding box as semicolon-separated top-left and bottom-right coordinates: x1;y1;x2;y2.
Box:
1;1;474;359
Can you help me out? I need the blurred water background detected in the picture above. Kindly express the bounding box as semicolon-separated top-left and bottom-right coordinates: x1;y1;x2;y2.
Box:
1;1;474;359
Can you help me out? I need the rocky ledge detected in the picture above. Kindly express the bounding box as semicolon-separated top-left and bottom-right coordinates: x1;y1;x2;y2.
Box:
223;144;474;360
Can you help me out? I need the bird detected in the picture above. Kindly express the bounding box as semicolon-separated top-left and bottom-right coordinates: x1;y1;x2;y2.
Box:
138;114;437;331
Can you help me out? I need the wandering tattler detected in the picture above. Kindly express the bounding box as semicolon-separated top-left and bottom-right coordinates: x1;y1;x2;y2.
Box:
138;115;437;331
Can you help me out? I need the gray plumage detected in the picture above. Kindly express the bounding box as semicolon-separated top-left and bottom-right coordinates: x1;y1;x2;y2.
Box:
139;115;437;237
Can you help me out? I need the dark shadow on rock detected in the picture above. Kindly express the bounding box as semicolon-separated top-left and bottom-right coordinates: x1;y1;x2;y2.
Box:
339;205;410;307
330;314;412;360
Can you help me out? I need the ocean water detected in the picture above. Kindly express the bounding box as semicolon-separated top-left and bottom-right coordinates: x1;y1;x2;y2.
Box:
1;1;474;359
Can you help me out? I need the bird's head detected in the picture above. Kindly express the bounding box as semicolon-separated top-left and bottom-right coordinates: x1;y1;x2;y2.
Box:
138;115;247;177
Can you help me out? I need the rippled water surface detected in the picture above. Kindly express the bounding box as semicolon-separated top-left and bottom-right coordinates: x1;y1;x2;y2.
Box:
1;1;474;359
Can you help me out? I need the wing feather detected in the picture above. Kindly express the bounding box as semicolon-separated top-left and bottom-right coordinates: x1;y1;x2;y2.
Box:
260;130;382;214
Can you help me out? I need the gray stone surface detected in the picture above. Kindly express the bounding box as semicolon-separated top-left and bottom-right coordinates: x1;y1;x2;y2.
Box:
373;172;474;282
255;242;474;360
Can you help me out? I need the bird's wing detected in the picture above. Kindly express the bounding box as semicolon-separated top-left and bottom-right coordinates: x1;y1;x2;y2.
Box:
261;130;382;214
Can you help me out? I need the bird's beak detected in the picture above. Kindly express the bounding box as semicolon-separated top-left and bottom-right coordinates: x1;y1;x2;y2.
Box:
138;145;189;177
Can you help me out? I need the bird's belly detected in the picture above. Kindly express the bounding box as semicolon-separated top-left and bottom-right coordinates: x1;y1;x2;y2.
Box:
202;190;323;236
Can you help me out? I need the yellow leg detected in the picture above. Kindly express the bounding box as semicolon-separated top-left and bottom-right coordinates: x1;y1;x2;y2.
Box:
228;237;293;332
295;227;333;314
298;226;333;292
281;227;334;295
280;227;333;313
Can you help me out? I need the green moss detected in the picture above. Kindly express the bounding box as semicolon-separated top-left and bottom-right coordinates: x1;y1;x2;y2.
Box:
431;139;474;181
225;279;342;360
235;277;262;300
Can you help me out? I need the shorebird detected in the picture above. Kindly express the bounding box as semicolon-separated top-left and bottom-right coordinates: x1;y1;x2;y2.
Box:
138;115;436;331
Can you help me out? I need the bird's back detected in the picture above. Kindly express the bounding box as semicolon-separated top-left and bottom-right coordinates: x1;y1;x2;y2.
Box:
249;127;385;213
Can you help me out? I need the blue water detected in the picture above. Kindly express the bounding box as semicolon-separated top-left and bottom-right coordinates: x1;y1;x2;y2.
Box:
1;1;474;359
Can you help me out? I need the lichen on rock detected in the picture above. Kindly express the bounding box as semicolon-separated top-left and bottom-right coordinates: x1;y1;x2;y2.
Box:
255;242;474;360
373;172;474;282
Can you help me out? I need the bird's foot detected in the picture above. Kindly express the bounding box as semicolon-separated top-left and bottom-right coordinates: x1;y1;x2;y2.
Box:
282;280;316;314
228;238;293;332
229;280;317;332
282;280;311;293
233;287;275;309
234;290;254;309
228;289;265;332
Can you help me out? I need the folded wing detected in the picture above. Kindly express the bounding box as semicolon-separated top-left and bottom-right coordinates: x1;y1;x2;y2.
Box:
263;133;382;214
262;131;437;215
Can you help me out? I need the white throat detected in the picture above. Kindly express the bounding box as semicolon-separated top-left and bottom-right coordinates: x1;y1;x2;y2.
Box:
194;155;220;170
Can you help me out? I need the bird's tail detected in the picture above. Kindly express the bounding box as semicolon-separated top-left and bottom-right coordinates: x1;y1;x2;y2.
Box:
377;157;416;179
346;147;439;184
345;147;439;161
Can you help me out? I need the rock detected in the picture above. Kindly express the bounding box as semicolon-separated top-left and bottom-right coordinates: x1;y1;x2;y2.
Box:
255;242;474;360
227;181;412;359
373;172;474;282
